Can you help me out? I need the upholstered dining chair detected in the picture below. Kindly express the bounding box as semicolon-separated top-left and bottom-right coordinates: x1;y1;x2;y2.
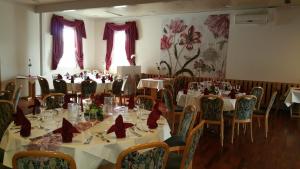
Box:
53;79;77;103
164;105;197;152
43;93;65;110
231;95;257;144
135;95;155;111
173;76;186;104
0;81;16;100
200;95;225;146
111;79;124;105
0;101;14;163
165;121;205;169
12;86;22;111
78;79;97;111
12;151;76;169
37;76;53;98
250;87;264;111
253;91;277;138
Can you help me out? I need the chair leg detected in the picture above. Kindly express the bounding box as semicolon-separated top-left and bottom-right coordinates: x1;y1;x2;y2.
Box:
237;123;240;136
265;118;268;139
231;121;235;144
221;123;224;147
257;117;261;128
250;122;253;143
243;123;247;135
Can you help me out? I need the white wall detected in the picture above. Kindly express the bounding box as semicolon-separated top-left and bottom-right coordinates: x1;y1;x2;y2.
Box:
95;7;300;83
0;0;40;95
41;12;97;87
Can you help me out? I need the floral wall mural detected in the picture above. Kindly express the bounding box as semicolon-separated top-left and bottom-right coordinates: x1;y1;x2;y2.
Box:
160;14;230;78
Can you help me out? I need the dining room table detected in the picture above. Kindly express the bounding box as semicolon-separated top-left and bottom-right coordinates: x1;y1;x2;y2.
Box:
137;78;173;99
284;87;300;118
0;107;171;169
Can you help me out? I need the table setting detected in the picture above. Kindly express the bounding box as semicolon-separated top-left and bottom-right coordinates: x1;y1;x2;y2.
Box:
0;100;171;169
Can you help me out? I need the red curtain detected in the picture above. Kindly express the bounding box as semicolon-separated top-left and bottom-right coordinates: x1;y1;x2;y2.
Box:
103;21;138;71
50;15;86;70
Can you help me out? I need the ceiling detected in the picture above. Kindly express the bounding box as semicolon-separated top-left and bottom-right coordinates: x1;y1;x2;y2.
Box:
13;0;300;18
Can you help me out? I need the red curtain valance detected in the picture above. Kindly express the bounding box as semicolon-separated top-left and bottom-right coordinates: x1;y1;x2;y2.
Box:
50;14;86;70
103;21;139;70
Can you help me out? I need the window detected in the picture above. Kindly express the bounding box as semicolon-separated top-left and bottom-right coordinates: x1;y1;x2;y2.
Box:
57;26;78;69
110;30;129;73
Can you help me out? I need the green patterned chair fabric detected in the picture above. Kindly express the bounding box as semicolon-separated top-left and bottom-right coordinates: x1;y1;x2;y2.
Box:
166;122;204;169
121;147;167;169
136;97;154;111
250;87;264;110
200;96;224;121
235;96;257;120
53;79;67;94
0;102;13;140
15;156;71;169
112;79;124;96
81;80;97;98
0;82;16;100
38;77;51;96
162;89;174;113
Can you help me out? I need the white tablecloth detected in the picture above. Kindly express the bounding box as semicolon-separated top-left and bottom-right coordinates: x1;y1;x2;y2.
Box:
0;110;170;169
137;78;172;90
176;91;236;112
284;88;300;107
65;78;112;94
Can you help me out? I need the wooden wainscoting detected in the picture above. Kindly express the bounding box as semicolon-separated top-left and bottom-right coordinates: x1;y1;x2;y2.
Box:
141;73;300;108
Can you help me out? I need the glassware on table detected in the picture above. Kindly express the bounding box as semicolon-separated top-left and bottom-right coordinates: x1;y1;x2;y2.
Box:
58;96;64;108
136;104;144;120
103;96;114;115
236;84;241;92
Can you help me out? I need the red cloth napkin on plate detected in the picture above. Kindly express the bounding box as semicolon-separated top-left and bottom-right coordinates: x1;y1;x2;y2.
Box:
107;115;133;138
14;107;26;126
147;102;162;129
57;74;63;80
70;76;74;83
20;116;31;137
27;98;41;115
228;89;237;99
128;95;135;109
53;118;80;143
101;76;106;84
96;73;100;79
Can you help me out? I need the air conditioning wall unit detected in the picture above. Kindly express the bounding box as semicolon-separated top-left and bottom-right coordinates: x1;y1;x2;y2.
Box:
235;13;269;24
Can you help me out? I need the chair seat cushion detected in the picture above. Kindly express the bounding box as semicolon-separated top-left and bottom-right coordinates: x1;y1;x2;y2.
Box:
164;136;185;147
165;152;182;169
253;110;266;115
175;105;184;112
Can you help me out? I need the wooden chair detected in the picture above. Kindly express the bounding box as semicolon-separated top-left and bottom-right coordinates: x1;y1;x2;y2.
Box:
99;142;169;169
37;76;54;98
200;95;224;146
135;95;155;111
0;81;16;100
53;79;77;103
164;105;197;152
253;91;277;138
12;151;76;169
250;87;264;111
110;79;124;105
79;80;97;111
165;121;205;169
42;93;65;110
231;95;257;144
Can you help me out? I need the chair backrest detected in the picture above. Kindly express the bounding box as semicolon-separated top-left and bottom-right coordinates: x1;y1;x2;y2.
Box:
173;76;186;103
12;86;22;111
4;81;16;100
38;76;50;96
135;95;155;111
0;100;14;140
43;93;65;109
250;87;264;110
53;79;67;94
177;105;197;141
12;151;76;169
162;89;174;113
234;95;257;120
200;95;224;121
81;80;97;98
180;121;204;169
116;142;169;169
112;79;124;96
265;91;278;118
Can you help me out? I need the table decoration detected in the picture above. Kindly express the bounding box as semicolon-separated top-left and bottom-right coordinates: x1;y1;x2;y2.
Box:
27;97;41;114
13;107;26;126
20;116;31;137
107;115;133;138
84;102;104;121
53;118;80;143
147;103;162;129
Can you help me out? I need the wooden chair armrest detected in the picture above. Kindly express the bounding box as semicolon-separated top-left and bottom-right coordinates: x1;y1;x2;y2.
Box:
169;146;185;152
42;93;65;102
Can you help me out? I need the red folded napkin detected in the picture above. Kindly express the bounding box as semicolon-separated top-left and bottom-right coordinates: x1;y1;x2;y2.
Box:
96;73;100;79
80;72;83;78
70;76;74;83
57;74;63;80
20;116;31;137
27;98;41;115
183;83;189;94
228;89;237;99
147;102;162;129
53;118;80;143
109;75;113;82
128;95;135;109
92;93;111;106
204;88;209;95
107;115;133;138
101;76;106;84
14;107;26;126
63;95;74;109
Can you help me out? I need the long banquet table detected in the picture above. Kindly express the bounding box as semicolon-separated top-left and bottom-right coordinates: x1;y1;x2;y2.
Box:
0;109;170;169
64;77;112;93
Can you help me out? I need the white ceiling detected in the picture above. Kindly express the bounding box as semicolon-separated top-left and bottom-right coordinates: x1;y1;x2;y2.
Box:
13;0;300;18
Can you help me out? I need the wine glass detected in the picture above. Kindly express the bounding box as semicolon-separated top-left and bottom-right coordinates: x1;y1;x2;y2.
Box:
58;96;64;109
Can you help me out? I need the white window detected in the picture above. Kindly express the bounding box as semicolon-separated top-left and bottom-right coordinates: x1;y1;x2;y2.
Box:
57;25;78;69
110;30;130;73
